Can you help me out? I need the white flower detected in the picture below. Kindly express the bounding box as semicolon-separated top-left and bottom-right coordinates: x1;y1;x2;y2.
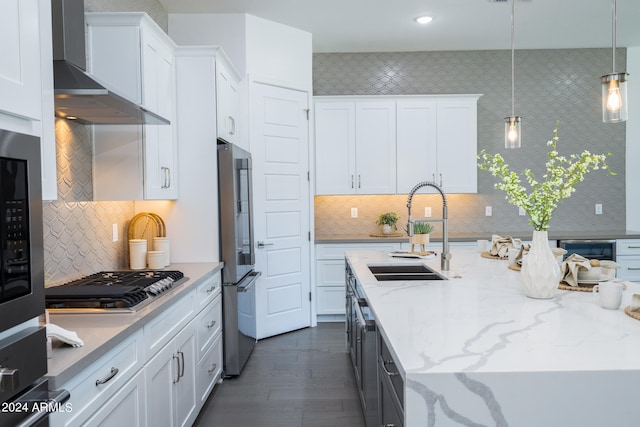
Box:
477;123;614;231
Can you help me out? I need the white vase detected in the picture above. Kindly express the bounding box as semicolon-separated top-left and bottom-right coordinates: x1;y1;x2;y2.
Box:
520;230;561;299
382;224;393;235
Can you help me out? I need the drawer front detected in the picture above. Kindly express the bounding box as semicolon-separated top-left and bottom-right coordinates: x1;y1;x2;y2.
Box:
316;259;347;286
617;255;640;281
196;332;223;405
316;286;346;315
617;239;640;255
316;243;401;260
82;369;146;427
195;271;222;312
379;333;404;406
196;294;222;360
50;329;143;427
144;291;195;357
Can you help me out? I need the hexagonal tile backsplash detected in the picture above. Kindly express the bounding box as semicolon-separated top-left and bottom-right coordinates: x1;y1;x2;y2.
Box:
313;48;626;235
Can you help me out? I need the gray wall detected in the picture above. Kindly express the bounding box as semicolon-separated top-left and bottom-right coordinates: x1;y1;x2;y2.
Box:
313;49;627;233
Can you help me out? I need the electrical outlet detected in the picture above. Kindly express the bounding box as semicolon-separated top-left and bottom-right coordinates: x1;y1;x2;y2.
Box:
112;224;119;242
518;207;526;216
424;207;432;218
595;204;603;215
351;207;358;218
485;206;492;216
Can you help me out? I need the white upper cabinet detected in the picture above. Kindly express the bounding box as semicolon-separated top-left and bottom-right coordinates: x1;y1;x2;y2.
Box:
0;0;57;200
397;95;480;194
215;54;240;144
315;95;480;196
87;13;178;200
0;0;42;122
315;99;396;195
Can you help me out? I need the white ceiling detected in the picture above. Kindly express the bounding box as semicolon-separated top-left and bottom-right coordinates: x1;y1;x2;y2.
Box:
157;0;640;53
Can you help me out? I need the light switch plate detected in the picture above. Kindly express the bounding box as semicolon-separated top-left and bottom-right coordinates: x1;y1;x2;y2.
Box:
485;206;492;216
595;204;603;215
112;224;119;242
351;207;358;218
424;207;432;218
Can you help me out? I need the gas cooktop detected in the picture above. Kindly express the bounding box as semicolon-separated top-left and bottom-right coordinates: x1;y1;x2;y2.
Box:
45;270;186;313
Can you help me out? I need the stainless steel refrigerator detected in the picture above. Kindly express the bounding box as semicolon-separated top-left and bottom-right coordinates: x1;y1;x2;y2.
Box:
217;140;260;376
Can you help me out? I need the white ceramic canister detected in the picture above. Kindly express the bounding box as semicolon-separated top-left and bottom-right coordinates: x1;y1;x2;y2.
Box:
129;239;147;270
153;237;170;267
147;250;165;270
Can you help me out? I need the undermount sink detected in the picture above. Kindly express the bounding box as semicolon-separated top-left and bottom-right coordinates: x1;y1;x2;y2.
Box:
368;264;447;281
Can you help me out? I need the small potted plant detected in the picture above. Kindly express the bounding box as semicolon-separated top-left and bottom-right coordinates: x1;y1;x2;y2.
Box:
410;222;433;252
376;212;399;235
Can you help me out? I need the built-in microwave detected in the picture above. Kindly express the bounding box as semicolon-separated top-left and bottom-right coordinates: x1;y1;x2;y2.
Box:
0;129;45;333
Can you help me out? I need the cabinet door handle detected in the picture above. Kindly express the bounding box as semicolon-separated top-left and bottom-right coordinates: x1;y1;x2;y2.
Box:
166;167;171;189
173;354;180;383
627;267;640;271
439;173;443;187
229;116;235;135
351;175;354;189
179;350;185;379
358;175;361;188
208;363;217;374
95;367;119;386
207;320;217;329
381;360;399;377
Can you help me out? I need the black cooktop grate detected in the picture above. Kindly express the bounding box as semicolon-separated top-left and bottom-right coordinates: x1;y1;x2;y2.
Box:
45;270;184;309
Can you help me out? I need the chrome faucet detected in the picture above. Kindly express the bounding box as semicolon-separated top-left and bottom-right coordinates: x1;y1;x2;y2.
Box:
406;181;450;271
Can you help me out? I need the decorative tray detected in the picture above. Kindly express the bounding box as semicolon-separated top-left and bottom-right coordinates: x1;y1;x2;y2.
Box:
389;251;436;260
481;251;506;260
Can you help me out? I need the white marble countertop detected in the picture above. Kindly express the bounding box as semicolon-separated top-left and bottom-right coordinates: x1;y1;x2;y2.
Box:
45;262;222;389
347;249;640;426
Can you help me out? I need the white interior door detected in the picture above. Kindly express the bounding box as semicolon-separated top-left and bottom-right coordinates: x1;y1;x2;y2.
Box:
250;81;311;340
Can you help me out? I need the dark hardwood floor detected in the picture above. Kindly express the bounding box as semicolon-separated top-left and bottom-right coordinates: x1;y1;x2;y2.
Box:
193;322;366;427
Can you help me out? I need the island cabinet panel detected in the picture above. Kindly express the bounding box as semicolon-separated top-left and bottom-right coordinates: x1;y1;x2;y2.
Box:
314;100;396;195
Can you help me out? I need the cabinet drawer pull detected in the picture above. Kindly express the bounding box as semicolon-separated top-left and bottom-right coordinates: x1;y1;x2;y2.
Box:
206;285;217;293
208;363;217;374
383;424;397;427
627;267;640;271
627;246;640;249
381;360;399;377
95;367;119;386
207;320;217;329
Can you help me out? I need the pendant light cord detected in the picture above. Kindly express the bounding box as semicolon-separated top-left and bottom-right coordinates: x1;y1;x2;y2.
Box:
612;0;616;73
511;0;515;117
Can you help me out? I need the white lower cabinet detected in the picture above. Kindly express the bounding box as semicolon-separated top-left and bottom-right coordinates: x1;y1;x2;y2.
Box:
50;271;223;427
196;332;223;406
145;319;198;427
49;330;145;427
82;369;146;427
315;243;402;319
616;239;640;281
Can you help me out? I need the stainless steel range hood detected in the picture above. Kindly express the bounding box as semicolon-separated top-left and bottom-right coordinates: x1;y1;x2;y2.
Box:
51;0;169;125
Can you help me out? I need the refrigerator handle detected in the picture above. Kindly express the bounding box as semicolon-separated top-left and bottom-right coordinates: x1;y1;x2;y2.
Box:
246;157;256;266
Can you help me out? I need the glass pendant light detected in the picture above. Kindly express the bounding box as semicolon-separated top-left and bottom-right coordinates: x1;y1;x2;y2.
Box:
505;0;521;148
601;0;628;123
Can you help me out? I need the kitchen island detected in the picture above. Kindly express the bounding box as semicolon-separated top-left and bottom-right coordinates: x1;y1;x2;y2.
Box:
346;249;640;427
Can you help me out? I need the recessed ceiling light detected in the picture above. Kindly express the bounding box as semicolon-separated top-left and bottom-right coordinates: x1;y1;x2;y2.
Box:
414;16;433;25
